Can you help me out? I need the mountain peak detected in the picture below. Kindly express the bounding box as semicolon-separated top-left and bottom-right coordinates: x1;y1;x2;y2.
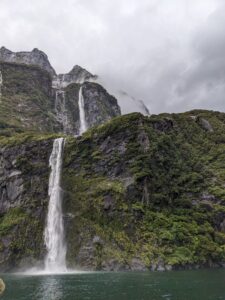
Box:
52;65;98;88
0;47;56;76
68;65;97;80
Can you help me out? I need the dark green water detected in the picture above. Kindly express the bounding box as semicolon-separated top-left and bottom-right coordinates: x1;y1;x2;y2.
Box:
1;269;225;300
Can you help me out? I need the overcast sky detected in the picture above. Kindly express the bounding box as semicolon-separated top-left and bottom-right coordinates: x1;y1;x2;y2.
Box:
0;0;225;114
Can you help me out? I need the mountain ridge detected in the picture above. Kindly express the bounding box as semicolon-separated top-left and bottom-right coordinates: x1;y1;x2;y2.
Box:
0;47;150;115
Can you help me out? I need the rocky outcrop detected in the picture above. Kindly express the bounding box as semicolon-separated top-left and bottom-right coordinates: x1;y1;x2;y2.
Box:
198;118;214;132
82;82;121;128
0;47;56;77
52;65;97;89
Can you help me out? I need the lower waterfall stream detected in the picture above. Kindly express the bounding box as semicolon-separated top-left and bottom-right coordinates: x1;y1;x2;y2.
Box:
44;137;67;273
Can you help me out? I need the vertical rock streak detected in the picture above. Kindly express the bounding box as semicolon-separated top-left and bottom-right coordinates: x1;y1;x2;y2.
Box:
44;138;67;272
78;86;88;135
0;71;3;100
55;90;69;134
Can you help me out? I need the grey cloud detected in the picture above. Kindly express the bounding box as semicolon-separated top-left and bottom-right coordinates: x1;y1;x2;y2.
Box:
0;0;224;114
173;4;225;112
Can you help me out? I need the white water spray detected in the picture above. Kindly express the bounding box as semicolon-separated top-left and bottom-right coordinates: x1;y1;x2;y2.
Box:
44;138;67;273
78;86;88;135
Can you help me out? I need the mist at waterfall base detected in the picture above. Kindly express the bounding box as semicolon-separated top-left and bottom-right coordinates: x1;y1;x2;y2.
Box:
2;269;225;300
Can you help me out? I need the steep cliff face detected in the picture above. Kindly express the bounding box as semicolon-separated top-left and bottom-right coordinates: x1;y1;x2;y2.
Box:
82;82;121;127
62;111;225;271
1;110;225;271
0;62;61;134
53;82;121;135
0;47;56;77
0;135;56;271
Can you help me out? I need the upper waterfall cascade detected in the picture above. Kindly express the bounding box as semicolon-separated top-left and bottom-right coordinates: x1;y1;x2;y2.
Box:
78;86;88;135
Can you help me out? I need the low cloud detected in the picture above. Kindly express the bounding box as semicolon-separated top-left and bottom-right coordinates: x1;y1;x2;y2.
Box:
0;0;224;113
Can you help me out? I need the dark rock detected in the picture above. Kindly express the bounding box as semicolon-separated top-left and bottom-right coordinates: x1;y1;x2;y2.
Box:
152;118;174;132
0;138;53;271
130;258;147;271
102;259;129;271
82;82;121;128
104;195;114;211
198;118;214;132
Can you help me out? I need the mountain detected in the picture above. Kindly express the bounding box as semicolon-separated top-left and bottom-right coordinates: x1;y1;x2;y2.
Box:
0;47;56;77
0;47;150;117
0;49;121;135
1;110;225;271
1;48;225;272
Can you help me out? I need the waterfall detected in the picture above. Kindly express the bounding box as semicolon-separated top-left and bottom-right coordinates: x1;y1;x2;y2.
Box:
44;138;67;273
78;86;88;135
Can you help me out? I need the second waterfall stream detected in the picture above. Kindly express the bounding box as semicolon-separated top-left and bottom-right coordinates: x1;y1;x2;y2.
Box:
78;86;88;135
44;137;67;273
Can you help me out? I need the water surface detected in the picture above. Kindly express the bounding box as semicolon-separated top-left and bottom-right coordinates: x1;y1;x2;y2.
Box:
1;269;225;300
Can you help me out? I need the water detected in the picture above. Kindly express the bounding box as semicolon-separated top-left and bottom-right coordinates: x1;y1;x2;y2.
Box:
44;138;67;273
78;86;88;135
1;269;225;300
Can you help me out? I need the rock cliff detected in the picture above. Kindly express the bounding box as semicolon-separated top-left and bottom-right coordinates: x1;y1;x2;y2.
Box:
0;47;56;77
1;48;225;273
1;110;225;271
0;49;121;135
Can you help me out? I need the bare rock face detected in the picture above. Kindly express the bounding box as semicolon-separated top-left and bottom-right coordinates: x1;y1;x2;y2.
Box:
52;80;121;135
198;118;214;132
0;47;56;77
52;65;97;89
82;82;121;128
0;139;54;271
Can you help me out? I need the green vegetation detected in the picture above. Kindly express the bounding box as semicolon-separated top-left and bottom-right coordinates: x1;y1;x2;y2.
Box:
62;110;225;269
0;62;60;134
0;207;26;235
2;80;225;270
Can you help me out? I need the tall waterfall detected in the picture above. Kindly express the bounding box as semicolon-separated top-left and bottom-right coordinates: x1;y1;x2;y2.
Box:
44;138;67;273
78;86;88;135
